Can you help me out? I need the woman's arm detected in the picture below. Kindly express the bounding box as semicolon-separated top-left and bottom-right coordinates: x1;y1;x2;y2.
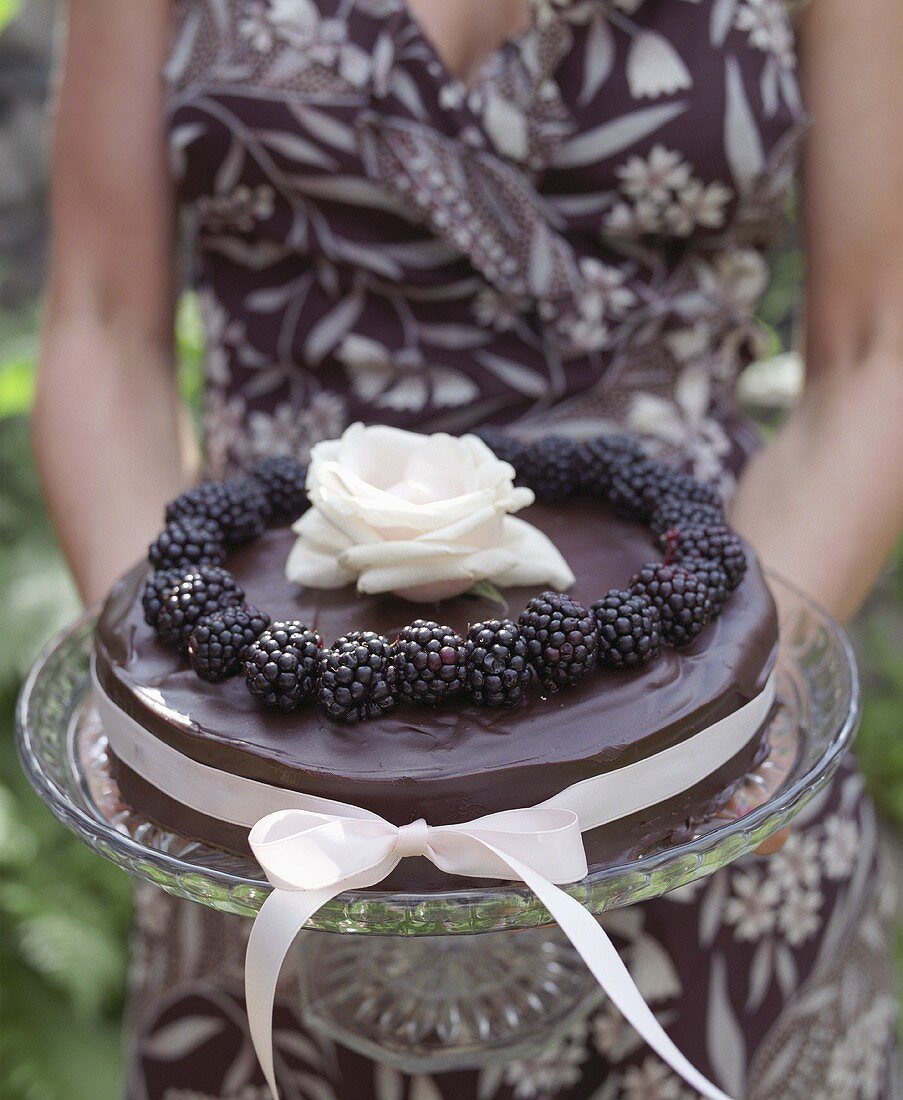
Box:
730;0;903;623
33;0;197;605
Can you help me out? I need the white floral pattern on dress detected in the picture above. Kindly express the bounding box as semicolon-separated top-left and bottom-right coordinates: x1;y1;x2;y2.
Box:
606;146;733;238
336;334;480;410
627;367;732;487
502;1018;591;1098
246;390;346;459
471;286;531;333
766;831;822;893
821;815;859;881
620;1055;696;1100
823;996;898;1100
241;0;372;85
626;32;693;100
555;257;637;352
593;1000;646;1063
777;886;823;947
197;183;276;237
724;869;781;941
735;0;796;69
163;0;807;477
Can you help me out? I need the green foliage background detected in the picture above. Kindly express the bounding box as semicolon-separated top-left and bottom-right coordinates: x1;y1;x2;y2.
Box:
0;298;205;1100
0;420;130;1100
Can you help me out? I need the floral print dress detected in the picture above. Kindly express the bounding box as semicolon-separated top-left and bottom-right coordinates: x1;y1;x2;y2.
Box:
125;2;898;1097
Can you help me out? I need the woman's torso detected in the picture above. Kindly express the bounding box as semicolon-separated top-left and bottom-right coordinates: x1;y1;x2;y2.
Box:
164;0;807;490
122;9;902;1099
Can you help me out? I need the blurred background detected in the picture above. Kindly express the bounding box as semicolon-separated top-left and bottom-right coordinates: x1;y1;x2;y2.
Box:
0;5;900;1099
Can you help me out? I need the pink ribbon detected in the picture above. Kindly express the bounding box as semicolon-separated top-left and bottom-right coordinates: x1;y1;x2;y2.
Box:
248;804;733;1100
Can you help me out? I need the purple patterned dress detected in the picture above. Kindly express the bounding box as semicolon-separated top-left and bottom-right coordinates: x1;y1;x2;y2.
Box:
124;2;898;1097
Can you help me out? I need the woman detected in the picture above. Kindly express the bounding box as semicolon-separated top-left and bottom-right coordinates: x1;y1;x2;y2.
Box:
33;0;902;1097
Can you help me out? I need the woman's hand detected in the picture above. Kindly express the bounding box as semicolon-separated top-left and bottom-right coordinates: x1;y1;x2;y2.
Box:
33;1;196;605
730;0;903;625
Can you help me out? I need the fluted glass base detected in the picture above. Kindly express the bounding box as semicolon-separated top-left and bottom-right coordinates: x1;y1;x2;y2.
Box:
298;926;605;1071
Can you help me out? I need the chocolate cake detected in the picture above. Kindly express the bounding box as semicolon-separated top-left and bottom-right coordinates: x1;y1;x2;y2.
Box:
94;464;778;888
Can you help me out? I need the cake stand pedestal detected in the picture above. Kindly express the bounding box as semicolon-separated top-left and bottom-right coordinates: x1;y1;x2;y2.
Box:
16;577;859;1073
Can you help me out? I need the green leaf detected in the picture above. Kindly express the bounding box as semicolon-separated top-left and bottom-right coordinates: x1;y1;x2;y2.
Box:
0;357;35;417
0;977;124;1100
465;580;510;613
15;912;126;1015
176;290;205;422
0;0;22;32
0;412;131;1100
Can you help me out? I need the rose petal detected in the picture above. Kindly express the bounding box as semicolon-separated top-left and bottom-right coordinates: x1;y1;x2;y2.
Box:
335;422;426;487
285;509;357;587
356;545;519;600
317;469;501;532
489;517;577;590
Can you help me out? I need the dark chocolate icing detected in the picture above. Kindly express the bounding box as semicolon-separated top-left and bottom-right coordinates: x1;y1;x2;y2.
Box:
95;500;779;854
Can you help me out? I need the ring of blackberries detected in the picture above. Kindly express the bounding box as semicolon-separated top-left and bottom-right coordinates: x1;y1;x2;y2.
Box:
140;437;747;722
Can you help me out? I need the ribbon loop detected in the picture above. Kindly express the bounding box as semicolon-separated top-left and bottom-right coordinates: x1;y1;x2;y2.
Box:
437;806;588;883
249;810;399;892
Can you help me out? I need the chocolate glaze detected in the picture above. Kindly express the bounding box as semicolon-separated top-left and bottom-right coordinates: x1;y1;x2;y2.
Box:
95;501;779;864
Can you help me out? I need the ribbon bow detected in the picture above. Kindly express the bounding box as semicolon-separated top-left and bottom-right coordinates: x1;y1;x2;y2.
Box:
247;804;732;1100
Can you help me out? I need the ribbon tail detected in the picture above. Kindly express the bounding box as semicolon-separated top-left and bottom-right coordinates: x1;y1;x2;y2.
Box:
246;886;339;1100
491;849;734;1100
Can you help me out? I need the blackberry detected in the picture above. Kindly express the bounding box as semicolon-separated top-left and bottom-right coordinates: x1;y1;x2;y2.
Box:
472;427;528;474
668;523;747;592
141;568;185;628
464;619;533;707
320;631;398;722
629;562;713;648
244;621;323;712
155;566;245;651
147;518;226;571
606;459;721;522
579;435;645;497
680;556;729;617
667;470;723;509
591;589;661;670
518;436;584;501
188;605;272;683
603;458;666;519
649;499;725;537
250;455;309;523
166;476;268;546
393;620;467;706
518;592;598;687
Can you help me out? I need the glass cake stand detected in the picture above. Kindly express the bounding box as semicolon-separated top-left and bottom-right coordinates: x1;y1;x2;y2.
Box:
16;576;859;1072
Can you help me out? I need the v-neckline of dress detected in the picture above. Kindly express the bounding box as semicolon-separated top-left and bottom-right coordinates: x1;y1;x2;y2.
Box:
395;0;540;95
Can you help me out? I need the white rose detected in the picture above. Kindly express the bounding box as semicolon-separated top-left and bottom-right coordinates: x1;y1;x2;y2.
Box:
286;423;576;602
